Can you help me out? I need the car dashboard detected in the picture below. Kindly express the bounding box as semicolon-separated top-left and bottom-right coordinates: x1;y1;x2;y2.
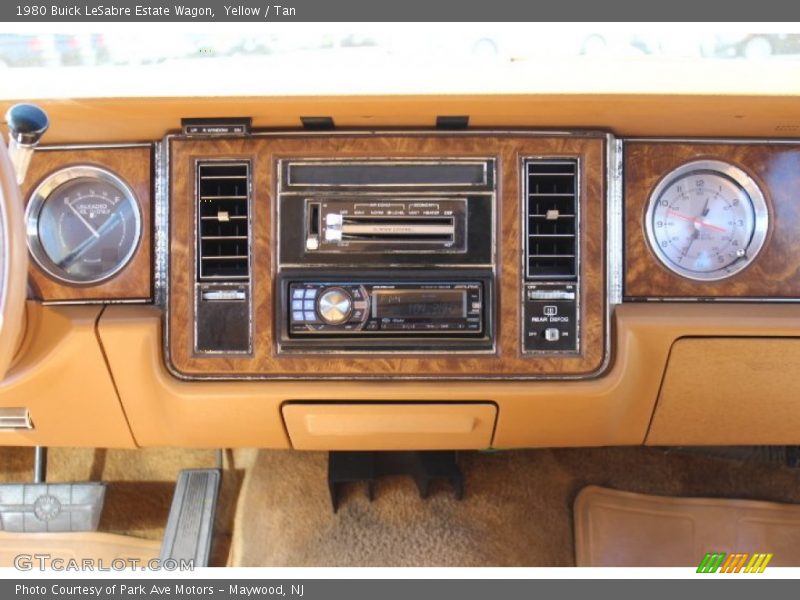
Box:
1;93;800;452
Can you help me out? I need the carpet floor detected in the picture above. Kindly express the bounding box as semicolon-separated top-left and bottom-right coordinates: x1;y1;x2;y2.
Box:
3;446;800;567
230;447;800;567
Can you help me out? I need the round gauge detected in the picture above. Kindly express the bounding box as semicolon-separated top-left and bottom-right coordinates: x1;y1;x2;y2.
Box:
25;166;141;285
644;160;769;281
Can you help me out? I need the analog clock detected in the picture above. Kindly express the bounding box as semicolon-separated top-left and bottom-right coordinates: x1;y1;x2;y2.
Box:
644;160;769;281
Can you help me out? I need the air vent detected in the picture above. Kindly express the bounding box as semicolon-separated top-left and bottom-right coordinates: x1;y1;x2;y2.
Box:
197;162;250;280
525;159;578;279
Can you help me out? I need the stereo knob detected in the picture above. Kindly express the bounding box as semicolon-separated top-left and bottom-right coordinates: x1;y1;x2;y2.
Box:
317;287;353;325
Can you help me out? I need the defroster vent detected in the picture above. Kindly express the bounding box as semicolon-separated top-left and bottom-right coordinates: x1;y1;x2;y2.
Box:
524;160;578;279
197;162;251;280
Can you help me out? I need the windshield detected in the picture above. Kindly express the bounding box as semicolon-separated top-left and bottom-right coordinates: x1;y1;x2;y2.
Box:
2;23;799;99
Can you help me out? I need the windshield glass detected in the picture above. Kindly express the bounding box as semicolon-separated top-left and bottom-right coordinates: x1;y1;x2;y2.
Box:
2;23;799;99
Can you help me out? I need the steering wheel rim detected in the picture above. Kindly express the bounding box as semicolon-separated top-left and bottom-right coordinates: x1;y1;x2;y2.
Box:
0;138;28;380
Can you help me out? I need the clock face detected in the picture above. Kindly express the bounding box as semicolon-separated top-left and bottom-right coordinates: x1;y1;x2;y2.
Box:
645;160;769;281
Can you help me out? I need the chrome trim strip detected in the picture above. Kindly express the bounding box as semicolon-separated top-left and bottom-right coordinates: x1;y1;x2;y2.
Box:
0;407;33;431
37;143;154;151
177;128;608;140
607;137;624;305
162;134;174;371
279;262;494;269
41;298;149;306
628;297;800;303
153;138;169;308
624;137;800;145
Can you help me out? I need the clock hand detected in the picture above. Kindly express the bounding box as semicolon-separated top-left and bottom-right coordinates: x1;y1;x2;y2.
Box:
667;209;727;233
680;229;700;259
65;198;101;238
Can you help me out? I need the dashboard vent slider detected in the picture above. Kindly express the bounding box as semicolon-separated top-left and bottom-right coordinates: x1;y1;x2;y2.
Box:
197;162;251;281
525;159;578;279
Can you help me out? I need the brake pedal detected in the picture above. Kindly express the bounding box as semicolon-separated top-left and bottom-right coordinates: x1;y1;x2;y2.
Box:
159;469;220;567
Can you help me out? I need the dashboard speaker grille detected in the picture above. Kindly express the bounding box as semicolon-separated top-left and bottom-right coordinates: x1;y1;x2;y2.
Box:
197;162;251;280
524;159;578;279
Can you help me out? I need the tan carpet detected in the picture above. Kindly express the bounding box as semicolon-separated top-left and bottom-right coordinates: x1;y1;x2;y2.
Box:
4;446;800;567
231;447;800;567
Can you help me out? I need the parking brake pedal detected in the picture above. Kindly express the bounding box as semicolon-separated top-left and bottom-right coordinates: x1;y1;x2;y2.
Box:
159;469;220;567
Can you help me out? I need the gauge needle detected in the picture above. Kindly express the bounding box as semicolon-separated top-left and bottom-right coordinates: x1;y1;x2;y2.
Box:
56;213;121;269
65;199;101;238
667;209;727;233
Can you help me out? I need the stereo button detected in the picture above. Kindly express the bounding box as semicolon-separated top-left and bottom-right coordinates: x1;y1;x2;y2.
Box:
317;288;353;325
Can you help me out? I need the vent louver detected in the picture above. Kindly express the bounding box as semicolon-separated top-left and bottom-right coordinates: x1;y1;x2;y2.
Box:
525;160;578;279
197;162;250;280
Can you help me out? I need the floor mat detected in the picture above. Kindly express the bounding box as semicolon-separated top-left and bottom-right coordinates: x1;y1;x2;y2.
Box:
231;447;800;567
574;485;800;567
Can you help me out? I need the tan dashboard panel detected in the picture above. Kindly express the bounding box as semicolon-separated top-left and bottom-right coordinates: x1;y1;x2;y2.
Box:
21;146;153;302
282;402;497;451
0;303;135;448
4;89;800;144
168;134;606;379
624;141;800;298
97;303;800;449
646;337;800;446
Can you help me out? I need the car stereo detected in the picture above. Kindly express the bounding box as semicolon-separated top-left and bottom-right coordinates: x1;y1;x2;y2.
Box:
276;158;496;353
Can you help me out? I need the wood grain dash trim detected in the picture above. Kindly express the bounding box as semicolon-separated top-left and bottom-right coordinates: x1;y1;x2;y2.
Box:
168;134;606;379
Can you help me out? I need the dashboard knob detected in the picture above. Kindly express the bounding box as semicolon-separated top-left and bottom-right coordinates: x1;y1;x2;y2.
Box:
6;103;49;146
317;287;353;325
5;103;49;184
